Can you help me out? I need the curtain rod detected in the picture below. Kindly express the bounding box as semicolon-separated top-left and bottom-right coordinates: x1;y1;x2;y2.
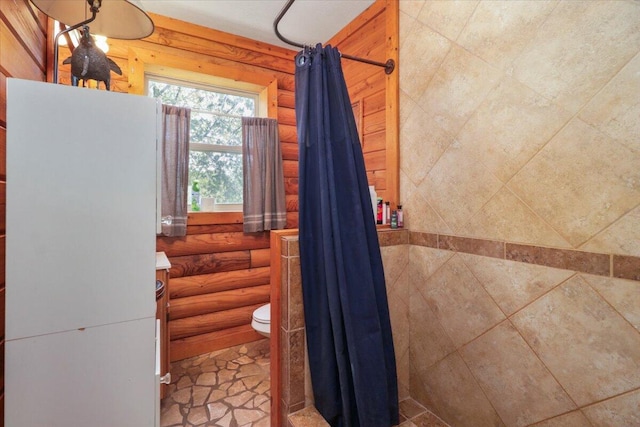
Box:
273;0;395;75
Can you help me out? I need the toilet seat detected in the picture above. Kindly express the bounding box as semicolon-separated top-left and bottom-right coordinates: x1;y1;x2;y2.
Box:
251;303;271;337
253;303;270;323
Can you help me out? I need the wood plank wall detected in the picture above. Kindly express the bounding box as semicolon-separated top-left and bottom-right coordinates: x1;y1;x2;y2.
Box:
329;0;399;206
0;1;47;423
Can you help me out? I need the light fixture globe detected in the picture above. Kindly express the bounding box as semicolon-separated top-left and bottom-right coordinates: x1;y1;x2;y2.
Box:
31;0;154;40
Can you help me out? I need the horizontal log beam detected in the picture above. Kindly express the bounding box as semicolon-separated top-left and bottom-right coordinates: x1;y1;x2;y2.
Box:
170;284;270;319
186;212;243;226
146;26;295;75
277;75;295;93
279;124;297;144
169;303;264;340
286;212;299;230
277;107;296;126
169;250;251;278
251;249;271;268
281;142;298;161
169;267;270;299
286;195;299;213
278;90;295;109
170;324;264;362
285;178;299;195
186;223;245;235
149;13;295;62
157;232;270;257
128;41;284;87
283;160;298;178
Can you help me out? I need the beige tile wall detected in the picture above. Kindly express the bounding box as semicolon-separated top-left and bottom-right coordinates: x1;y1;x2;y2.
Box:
409;246;640;427
400;0;640;255
400;1;640;425
279;231;412;422
281;229;640;425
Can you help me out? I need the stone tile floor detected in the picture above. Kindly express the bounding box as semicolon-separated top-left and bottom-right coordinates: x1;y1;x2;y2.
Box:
161;339;271;427
160;337;448;427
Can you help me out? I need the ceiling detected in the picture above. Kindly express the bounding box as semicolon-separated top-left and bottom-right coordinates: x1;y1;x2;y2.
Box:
138;0;376;50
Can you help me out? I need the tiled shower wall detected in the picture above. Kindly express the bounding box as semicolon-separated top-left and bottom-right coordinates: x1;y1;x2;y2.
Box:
395;233;640;426
399;0;640;426
281;228;640;425
278;231;412;426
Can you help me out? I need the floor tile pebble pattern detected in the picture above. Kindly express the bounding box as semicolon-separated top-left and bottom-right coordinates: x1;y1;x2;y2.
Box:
161;339;271;427
161;338;447;427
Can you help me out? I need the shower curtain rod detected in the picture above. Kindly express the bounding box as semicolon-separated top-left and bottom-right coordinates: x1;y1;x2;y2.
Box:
273;0;396;75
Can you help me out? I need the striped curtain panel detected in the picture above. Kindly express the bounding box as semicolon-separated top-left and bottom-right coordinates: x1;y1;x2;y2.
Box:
242;117;287;232
160;104;191;236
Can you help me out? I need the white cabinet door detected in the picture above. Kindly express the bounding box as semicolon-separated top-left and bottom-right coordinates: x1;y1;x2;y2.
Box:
6;79;157;339
5;317;157;427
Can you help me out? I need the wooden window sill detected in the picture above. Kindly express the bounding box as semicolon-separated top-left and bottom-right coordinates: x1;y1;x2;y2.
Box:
187;211;243;226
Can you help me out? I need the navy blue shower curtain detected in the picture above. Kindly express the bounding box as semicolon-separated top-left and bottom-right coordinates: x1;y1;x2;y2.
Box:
295;44;399;427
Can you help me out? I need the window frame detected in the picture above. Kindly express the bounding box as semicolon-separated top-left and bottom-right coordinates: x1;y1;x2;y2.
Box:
128;50;278;225
146;74;261;213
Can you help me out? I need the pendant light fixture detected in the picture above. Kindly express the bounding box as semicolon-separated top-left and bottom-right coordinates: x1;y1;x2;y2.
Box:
30;0;155;83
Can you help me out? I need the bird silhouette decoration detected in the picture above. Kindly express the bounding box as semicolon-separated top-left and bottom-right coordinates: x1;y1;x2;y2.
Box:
63;25;122;90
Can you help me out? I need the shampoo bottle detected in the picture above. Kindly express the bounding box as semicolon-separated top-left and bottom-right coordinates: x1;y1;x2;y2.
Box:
385;201;390;225
391;210;398;229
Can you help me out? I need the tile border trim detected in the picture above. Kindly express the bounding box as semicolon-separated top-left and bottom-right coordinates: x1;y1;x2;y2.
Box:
388;230;639;282
281;229;640;281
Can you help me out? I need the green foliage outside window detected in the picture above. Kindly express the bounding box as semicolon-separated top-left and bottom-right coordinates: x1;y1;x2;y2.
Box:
148;79;256;206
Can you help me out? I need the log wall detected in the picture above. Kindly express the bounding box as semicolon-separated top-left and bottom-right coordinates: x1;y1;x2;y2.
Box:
0;1;47;422
55;16;301;361
1;4;397;423
46;0;397;363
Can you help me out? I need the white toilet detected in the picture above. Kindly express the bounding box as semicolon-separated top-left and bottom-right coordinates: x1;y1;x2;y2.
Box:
251;303;271;338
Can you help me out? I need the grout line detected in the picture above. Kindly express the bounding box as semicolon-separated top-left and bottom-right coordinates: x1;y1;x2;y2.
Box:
508;315;581;412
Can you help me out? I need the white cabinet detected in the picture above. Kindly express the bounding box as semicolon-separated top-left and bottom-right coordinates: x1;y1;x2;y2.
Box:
5;79;160;426
7;319;156;426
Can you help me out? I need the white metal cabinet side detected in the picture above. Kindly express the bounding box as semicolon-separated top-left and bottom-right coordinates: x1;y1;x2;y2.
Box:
5;78;159;426
5;318;157;427
6;78;157;339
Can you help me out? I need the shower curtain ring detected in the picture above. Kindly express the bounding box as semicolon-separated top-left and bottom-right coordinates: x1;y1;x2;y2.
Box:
297;45;311;67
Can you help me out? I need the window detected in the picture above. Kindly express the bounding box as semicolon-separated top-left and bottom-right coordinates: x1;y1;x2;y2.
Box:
148;77;259;211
